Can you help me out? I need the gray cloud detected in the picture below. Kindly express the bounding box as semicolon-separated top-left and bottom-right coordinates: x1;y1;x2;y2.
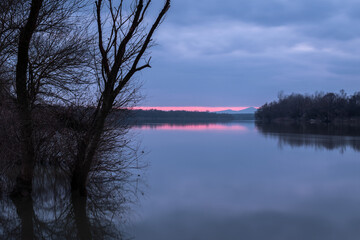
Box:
165;0;345;25
141;0;360;107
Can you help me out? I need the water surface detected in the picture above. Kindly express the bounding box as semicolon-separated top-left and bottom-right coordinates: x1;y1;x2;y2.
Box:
131;121;360;240
2;121;360;239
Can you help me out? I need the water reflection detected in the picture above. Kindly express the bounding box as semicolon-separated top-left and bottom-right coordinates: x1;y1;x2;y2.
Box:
133;122;250;131
1;195;121;239
256;122;360;152
0;164;141;239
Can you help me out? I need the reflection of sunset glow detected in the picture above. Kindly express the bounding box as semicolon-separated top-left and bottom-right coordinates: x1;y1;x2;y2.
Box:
132;106;256;112
134;123;248;131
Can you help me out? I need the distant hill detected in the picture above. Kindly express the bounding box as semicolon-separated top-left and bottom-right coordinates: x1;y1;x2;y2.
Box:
216;107;257;114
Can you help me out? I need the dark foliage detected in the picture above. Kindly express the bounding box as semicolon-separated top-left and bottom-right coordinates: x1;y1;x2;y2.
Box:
256;90;360;123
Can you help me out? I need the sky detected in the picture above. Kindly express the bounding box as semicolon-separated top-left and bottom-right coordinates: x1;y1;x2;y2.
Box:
138;0;360;109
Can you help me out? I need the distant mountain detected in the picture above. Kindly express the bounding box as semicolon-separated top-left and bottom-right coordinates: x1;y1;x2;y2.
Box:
216;107;257;114
238;107;258;114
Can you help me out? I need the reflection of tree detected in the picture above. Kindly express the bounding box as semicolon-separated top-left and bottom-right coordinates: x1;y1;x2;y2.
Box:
0;148;144;239
11;198;35;240
256;122;360;153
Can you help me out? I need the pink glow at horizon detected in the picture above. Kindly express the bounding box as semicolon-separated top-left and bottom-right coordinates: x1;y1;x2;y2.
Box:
134;123;248;131
132;106;257;112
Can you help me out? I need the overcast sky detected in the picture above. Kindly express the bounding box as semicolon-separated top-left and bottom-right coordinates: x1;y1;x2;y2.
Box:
139;0;360;107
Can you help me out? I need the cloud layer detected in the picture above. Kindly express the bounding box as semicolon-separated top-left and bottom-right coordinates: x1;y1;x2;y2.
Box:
141;0;360;106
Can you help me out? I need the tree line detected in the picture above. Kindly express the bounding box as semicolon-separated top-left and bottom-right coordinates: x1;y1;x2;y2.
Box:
125;109;255;124
0;0;170;199
255;90;360;123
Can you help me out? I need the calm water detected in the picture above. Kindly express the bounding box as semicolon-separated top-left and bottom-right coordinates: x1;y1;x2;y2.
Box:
2;121;360;239
130;121;360;240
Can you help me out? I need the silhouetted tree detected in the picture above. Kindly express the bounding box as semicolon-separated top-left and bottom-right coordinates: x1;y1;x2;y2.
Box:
70;0;171;196
0;0;92;197
0;0;170;199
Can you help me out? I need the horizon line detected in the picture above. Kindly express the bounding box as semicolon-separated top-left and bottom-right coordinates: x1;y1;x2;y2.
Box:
132;106;259;112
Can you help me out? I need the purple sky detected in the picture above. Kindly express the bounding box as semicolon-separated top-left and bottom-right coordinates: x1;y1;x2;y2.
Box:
138;0;360;107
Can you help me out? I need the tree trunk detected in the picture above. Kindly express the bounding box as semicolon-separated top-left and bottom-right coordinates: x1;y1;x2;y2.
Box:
12;0;43;198
71;159;89;197
71;190;92;240
71;107;109;196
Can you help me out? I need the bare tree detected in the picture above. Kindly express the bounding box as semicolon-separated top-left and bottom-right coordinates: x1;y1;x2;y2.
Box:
71;0;171;196
0;0;169;198
7;0;92;197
